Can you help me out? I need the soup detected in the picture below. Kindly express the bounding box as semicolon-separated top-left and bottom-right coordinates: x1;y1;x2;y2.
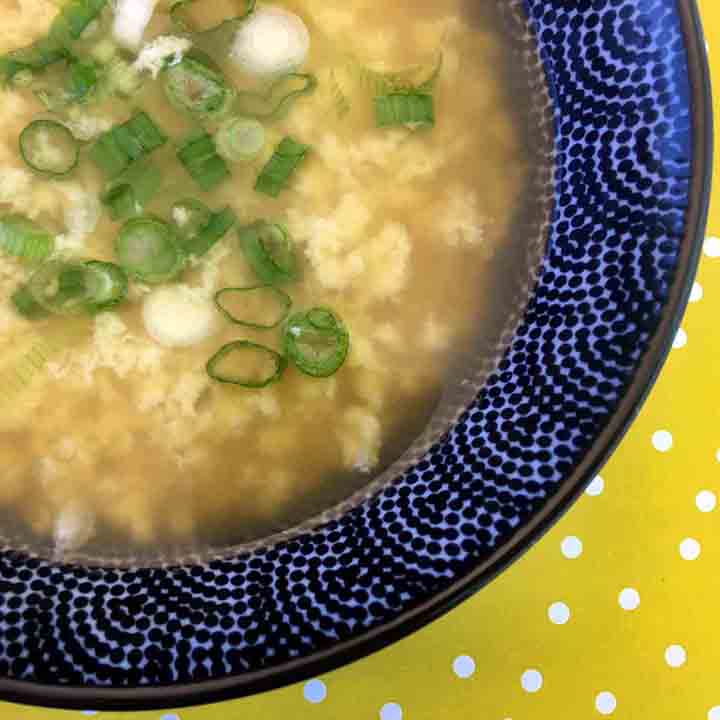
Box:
0;0;544;560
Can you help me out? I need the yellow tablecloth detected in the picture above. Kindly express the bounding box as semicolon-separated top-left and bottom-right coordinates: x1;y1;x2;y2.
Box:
5;2;720;718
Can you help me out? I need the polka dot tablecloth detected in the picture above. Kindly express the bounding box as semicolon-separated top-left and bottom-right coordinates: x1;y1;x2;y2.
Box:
3;2;720;719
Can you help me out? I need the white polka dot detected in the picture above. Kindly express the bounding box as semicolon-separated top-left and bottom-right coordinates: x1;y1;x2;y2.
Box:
696;490;717;513
672;328;687;349
708;706;720;720
704;236;720;257
665;644;687;668
303;679;327;704
679;538;701;560
160;715;180;720
652;430;673;452
521;669;543;693
452;654;476;679
595;691;617;715
716;448;720;463
586;475;605;496
618;587;640;611
548;601;571;625
690;282;704;302
561;536;583;559
379;702;403;720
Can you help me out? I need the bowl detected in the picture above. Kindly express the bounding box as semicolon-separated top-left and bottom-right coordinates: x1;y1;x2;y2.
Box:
0;0;711;709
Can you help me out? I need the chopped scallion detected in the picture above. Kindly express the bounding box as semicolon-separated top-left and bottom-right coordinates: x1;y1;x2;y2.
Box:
19;120;79;178
255;136;310;198
66;59;98;102
215;117;265;163
26;259;126;315
83;260;129;312
215;285;292;329
172;200;236;257
206;340;287;389
115;216;186;284
90;111;167;178
375;93;435;129
11;285;50;319
0;0;109;82
177;132;230;192
164;53;235;119
0;215;54;261
284;307;350;378
170;0;256;34
239;221;297;285
235;73;317;122
101;160;162;221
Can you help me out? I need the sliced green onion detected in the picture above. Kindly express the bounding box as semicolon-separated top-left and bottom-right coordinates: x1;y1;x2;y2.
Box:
255;136;310;198
0;0;109;82
215;285;291;329
171;199;211;239
51;0;109;47
164;53;235;119
27;260;90;315
19;120;79;178
173;203;236;257
83;260;128;312
101;160;162;221
34;58;100;111
11;285;50;319
375;93;435;129
177;132;230;192
90;111;167;178
284;307;350;378
206;340;286;389
239;221;297;285
235;73;317;122
67;59;98;102
0;215;54;261
170;0;256;34
26;259;126;315
115;216;186;284
215;117;265;163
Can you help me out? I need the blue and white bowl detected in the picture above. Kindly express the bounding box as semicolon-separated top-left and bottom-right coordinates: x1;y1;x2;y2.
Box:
0;0;711;709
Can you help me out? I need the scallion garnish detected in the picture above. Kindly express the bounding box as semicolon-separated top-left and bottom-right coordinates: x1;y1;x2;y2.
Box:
26;259;123;316
177;132;230;192
235;73;317;122
11;284;50;320
170;0;256;34
214;285;292;329
215;117;265;163
172;203;236;257
0;0;109;82
83;260;129;312
101;160;162;221
0;215;54;261
206;340;287;389
19;120;80;178
90;111;167;178
238;221;297;285
34;58;100;111
255;136;310;198
66;59;98;102
375;93;435;129
283;307;350;378
115;216;186;284
164;53;235;119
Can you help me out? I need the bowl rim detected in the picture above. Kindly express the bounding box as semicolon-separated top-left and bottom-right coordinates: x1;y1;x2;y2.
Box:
0;0;712;710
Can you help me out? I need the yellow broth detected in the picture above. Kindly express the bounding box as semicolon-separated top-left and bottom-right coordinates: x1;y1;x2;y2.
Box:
0;0;544;560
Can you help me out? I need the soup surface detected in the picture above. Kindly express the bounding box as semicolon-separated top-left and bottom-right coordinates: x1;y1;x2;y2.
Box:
0;0;541;560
